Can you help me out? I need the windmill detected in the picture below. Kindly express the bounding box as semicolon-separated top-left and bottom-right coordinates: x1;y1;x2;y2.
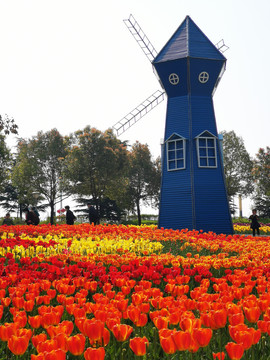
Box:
113;14;233;234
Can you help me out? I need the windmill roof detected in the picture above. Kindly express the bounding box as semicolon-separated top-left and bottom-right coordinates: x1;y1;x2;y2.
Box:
153;16;226;63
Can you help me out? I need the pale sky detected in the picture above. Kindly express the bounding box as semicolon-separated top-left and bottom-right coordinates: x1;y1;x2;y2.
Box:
1;0;269;216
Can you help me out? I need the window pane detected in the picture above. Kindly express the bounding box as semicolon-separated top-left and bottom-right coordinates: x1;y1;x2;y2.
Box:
168;160;175;170
199;148;207;156
168;142;175;150
208;148;215;156
200;158;207;166
199;138;206;147
207;139;214;147
177;160;184;169
176;149;183;159
176;140;183;149
209;158;216;167
168;150;175;160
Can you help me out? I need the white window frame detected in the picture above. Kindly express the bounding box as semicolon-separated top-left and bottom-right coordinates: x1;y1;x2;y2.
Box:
166;134;186;171
196;132;217;168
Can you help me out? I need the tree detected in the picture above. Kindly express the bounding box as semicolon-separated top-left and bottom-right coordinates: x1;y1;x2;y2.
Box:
0;114;18;135
64;126;128;215
221;130;254;204
125;142;161;225
74;196;124;222
252;147;270;217
0;135;12;194
12;129;68;224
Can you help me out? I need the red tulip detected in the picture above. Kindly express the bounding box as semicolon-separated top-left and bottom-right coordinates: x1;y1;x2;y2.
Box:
8;335;29;355
67;334;85;355
225;342;245;360
192;327;212;347
0;323;17;341
32;333;47;349
160;335;177;354
213;352;225;360
84;347;105;360
112;324;133;342
130;336;149;356
28;315;42;328
244;306;261;323
172;330;192;351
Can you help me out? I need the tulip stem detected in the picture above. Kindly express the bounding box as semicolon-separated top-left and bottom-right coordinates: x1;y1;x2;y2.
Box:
252;345;255;360
219;329;222;355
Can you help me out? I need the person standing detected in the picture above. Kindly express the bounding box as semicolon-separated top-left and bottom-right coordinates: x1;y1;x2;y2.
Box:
249;209;260;236
2;213;14;226
23;208;37;225
87;203;99;225
65;205;76;225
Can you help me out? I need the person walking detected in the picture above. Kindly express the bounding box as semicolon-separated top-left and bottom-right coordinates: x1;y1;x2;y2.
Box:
87;203;99;225
65;205;76;225
249;209;260;236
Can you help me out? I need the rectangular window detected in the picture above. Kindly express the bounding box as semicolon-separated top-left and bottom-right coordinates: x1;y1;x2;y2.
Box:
167;138;185;171
197;136;217;168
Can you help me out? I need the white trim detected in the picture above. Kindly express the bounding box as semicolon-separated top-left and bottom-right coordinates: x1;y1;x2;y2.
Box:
167;136;186;171
195;130;217;139
196;134;217;168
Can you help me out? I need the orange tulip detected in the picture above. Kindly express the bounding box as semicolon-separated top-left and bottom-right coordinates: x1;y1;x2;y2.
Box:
244;306;261;323
257;320;270;333
106;317;121;331
16;328;32;341
31;349;66;360
233;330;253;350
211;309;227;329
225;342;245;360
54;333;68;352
40;312;61;328
31;354;45;360
84;347;105;360
24;299;35;312
0;322;17;341
47;321;73;338
1;297;11;307
228;312;245;326
32;333;47;348
229;324;248;342
83;318;105;341
112;324;133;342
153;316;168;329
46;349;66;360
67;334;85;355
192;328;212;347
135;312;148;327
8;335;29;355
28;315;42;329
172;330;192;351
88;327;110;347
12;296;25;309
213;352;225;360
160;334;177;354
249;327;261;345
129;336;149;356
14;312;28;328
36;339;59;353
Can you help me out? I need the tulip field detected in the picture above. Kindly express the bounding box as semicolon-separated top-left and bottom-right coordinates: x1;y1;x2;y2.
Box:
1;224;270;359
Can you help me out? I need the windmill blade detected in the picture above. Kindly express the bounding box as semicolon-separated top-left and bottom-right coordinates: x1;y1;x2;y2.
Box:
215;39;229;53
124;14;158;62
112;90;165;136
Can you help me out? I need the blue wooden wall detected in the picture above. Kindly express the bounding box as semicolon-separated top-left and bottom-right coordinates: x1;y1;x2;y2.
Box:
153;16;233;234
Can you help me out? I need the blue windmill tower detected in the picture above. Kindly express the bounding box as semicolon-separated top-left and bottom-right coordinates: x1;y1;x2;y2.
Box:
113;15;233;234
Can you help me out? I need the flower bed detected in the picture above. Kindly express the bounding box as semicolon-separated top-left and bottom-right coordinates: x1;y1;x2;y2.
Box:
0;224;270;359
